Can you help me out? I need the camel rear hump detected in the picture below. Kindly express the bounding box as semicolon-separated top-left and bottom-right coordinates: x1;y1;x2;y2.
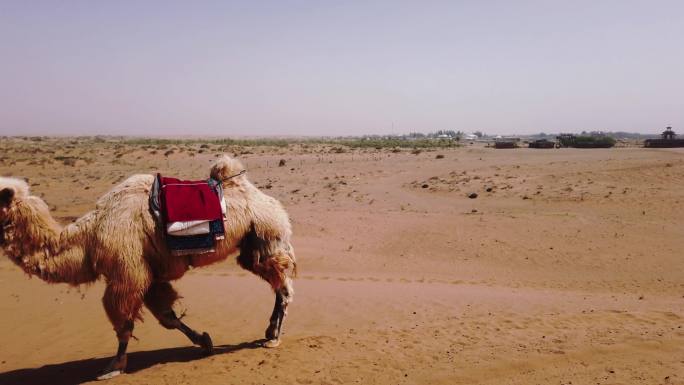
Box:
210;155;246;188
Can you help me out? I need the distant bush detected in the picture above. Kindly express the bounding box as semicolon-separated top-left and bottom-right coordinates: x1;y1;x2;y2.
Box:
54;156;78;166
573;136;615;148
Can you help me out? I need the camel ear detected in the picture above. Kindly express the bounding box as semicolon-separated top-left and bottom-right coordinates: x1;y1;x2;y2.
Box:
0;188;14;206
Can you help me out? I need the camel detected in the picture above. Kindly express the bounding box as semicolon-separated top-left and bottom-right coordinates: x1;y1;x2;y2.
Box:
0;155;296;380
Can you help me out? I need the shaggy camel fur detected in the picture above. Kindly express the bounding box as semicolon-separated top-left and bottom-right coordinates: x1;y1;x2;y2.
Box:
0;155;296;380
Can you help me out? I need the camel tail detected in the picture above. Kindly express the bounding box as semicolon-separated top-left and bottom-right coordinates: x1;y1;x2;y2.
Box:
288;243;298;278
292;260;298;278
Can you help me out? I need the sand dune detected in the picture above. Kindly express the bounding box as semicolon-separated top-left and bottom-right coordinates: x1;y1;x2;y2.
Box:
0;138;682;384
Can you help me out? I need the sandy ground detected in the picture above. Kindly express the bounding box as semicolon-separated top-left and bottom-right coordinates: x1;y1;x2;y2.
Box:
0;138;682;385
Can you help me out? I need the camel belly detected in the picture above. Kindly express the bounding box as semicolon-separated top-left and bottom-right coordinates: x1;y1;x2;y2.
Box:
189;251;229;268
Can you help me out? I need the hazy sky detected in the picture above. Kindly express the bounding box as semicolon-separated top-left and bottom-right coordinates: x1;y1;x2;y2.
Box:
1;1;682;136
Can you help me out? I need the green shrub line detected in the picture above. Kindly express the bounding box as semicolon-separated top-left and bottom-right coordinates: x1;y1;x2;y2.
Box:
120;137;292;147
336;138;458;148
557;135;616;148
117;137;460;149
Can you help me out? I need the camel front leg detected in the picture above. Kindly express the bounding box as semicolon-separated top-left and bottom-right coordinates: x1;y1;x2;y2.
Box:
143;282;213;355
160;309;214;355
98;284;143;380
97;319;133;380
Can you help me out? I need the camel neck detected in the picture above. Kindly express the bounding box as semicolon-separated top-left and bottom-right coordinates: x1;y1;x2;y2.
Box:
6;197;62;259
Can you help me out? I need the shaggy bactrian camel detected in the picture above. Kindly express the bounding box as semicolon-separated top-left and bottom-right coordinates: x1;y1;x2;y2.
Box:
0;155;296;380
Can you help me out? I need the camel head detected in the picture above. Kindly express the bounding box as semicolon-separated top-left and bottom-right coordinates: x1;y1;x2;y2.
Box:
0;176;63;277
0;177;30;246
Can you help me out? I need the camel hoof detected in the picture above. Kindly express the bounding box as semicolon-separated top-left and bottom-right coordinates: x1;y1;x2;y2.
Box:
263;338;281;348
200;332;214;355
96;369;123;381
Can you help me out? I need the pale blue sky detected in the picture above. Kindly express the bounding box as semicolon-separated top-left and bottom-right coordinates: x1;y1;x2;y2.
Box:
1;1;682;136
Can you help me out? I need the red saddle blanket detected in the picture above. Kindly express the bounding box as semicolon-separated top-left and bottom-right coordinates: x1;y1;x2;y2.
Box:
160;177;223;222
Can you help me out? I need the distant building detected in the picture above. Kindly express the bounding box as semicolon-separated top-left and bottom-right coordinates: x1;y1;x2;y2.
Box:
644;126;684;148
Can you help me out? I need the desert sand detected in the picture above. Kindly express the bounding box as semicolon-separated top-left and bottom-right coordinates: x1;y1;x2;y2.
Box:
0;137;682;385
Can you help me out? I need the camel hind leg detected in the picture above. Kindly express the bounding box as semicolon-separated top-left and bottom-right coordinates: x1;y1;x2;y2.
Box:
143;281;213;355
264;276;294;348
237;231;296;348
